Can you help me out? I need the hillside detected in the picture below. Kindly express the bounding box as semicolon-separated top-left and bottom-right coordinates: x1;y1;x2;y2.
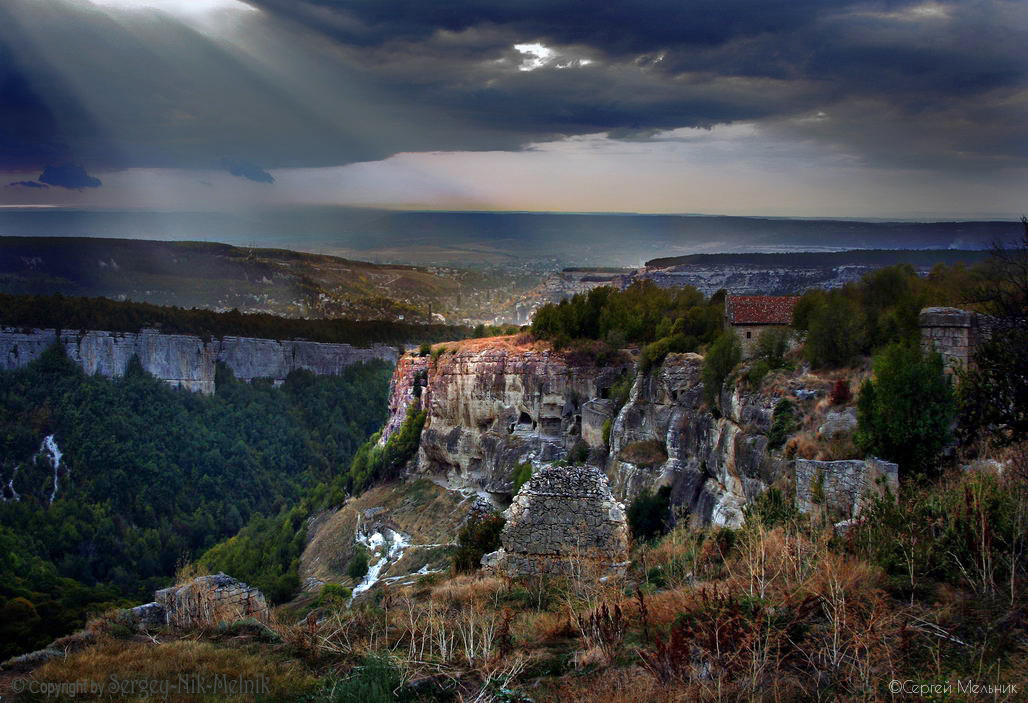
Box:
0;236;460;321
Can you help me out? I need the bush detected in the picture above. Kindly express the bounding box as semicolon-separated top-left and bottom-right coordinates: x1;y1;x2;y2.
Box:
345;546;370;583
511;462;533;494
702;332;742;408
315;584;352;608
417;342;431;356
742;487;799;528
804;296;864;368
601;418;613;445
830;378;852;405
856;343;955;475
451;513;505;573
347;546;370;581
755;327;790;368
767;398;799;450
627;486;672;541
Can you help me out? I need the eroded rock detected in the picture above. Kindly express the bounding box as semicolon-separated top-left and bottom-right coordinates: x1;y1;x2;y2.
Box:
155;573;269;628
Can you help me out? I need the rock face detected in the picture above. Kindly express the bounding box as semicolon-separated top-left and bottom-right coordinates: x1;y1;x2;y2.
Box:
818;408;858;439
383;339;630;495
606;353;777;527
154;573;269;628
794;457;899;520
0;327;397;394
483;464;629;577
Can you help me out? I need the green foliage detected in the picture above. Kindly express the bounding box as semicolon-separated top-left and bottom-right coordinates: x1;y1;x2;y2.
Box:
451;513;506;573
348;545;371;582
745;360;771;388
0;293;468;346
608;372;635;409
742;487;800;529
767;399;800;450
511;462;533;494
531;281;722;357
0;344;391;652
795;263;983;366
326;403;428;501
418;342;432;356
314;584;352;610
601;418;613;446
755;327;790;368
701;332;742;408
855;343;955;475
303;656;412;703
804;294;864;368
627;486;672;542
850;468;1026;602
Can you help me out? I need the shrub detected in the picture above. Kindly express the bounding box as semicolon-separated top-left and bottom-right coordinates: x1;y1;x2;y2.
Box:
702;332;742;408
855;343;955;475
315;584;352;608
768;399;799;450
511;462;533;494
742;487;799;529
617;439;668;466
347;545;370;581
417;342;431;356
745;360;771;388
804;296;864;368
755;327;790;368
451;513;505;573
628;486;672;542
830;378;852;405
601;418;613;446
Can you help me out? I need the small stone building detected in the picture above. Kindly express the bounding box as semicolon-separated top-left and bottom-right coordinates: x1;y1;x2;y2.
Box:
481;464;629;577
918;307;992;372
725;295;800;357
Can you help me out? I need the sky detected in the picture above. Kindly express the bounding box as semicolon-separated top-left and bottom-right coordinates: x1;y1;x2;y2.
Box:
0;0;1026;218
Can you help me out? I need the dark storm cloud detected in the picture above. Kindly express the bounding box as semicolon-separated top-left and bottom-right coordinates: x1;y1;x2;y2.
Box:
7;180;48;189
224;159;275;183
0;0;1024;175
38;163;102;189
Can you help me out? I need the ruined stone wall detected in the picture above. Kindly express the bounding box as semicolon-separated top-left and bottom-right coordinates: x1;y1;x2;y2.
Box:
0;327;397;394
919;307;991;371
794;457;899;520
483;464;629;577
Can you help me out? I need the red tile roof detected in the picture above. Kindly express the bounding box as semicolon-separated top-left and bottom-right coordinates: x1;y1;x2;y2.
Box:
726;295;800;325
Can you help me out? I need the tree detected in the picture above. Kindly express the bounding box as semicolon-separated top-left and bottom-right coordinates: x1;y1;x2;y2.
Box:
856;343;955;475
702;332;742;408
805;296;864;368
958;217;1028;445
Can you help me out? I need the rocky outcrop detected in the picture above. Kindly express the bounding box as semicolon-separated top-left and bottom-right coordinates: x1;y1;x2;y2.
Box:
153;573;269;628
383;338;895;533
384;339;630;495
606;353;777;527
483;464;628;577
0;327;397;394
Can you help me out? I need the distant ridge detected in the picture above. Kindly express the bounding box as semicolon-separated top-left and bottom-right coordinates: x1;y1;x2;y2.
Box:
645;249;993;269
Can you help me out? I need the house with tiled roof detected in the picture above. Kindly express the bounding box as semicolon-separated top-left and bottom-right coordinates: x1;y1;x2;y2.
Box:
725;294;800;356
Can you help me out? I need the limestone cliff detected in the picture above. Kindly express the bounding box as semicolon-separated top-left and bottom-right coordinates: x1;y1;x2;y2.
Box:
0;327;397;394
383;338;630;495
382;336;894;528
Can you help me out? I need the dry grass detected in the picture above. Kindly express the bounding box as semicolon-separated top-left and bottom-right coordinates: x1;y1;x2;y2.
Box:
24;639;315;702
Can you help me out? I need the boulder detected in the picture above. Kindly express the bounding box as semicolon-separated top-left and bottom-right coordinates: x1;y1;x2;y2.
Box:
155;573;269;628
794;457;898;520
817;408;858;439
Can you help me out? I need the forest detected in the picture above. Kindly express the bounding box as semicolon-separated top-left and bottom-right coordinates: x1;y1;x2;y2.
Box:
0;293;469;346
0;346;393;659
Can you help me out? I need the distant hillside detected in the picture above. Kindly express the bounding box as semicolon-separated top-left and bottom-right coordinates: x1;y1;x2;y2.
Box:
0;293;470;346
0;236;459;320
645;248;993;268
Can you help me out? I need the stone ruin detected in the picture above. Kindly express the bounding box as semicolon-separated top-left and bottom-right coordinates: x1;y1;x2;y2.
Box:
794;457;899;522
482;464;630;577
919;306;993;371
129;573;269;628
